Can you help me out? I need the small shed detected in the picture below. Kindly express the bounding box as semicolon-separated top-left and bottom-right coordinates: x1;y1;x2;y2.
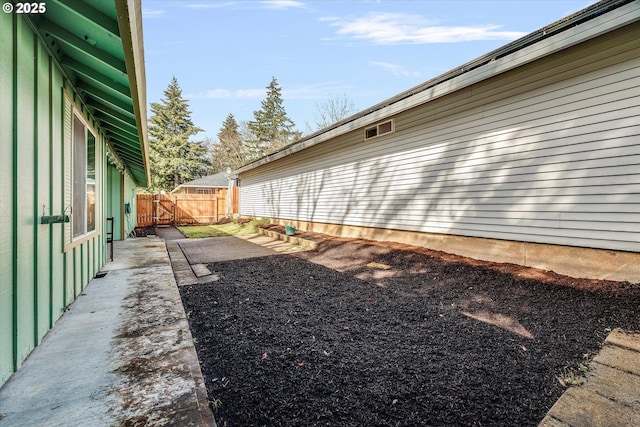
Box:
171;172;229;196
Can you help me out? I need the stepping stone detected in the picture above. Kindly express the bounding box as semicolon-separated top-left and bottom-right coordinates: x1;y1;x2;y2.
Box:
191;264;212;278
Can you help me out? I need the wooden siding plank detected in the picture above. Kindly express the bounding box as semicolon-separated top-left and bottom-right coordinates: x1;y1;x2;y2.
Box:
64;244;73;308
35;39;52;344
51;74;65;321
15;19;36;366
0;10;15;384
74;246;81;297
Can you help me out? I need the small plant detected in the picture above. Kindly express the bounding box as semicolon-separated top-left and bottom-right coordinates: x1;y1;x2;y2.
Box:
211;398;223;412
177;216;273;237
557;367;584;387
249;217;271;227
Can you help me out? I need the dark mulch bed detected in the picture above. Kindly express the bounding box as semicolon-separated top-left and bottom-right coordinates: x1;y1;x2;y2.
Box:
179;237;640;427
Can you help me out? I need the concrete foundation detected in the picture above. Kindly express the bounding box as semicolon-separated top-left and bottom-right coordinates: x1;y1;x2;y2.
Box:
274;219;640;283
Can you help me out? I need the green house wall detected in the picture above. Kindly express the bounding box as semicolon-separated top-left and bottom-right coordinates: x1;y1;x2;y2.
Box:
0;8;15;386
0;12;141;386
106;163;124;241
124;172;139;238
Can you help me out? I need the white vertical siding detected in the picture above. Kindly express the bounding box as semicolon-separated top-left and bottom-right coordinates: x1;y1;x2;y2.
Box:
63;96;72;247
240;26;640;253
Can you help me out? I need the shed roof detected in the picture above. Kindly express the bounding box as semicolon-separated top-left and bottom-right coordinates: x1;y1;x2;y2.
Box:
26;0;150;186
236;0;638;174
171;172;229;193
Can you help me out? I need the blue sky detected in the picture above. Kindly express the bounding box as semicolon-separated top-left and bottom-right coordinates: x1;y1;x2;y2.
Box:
141;0;599;140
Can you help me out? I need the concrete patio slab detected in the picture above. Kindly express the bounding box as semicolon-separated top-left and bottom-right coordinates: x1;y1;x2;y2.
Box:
0;237;215;427
177;236;275;265
156;225;314;286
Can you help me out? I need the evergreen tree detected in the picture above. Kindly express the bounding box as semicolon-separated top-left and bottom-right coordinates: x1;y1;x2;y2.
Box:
247;77;301;160
211;113;246;172
148;77;209;192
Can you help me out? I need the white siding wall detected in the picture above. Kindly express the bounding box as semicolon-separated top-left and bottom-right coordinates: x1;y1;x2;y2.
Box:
240;26;640;253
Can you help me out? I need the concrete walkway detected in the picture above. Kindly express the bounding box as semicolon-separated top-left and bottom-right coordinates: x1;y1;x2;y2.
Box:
0;237;215;426
539;328;640;427
156;225;312;286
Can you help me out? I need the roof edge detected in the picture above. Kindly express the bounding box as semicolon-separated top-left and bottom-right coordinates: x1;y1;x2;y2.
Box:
115;0;150;187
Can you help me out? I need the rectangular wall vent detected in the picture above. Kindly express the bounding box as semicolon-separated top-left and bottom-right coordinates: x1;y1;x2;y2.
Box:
364;119;394;140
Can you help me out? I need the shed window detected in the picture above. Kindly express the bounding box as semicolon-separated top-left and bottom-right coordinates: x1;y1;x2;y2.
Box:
72;113;96;238
364;119;394;140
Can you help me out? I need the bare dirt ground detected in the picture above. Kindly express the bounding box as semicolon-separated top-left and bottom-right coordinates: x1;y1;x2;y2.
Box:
179;232;640;426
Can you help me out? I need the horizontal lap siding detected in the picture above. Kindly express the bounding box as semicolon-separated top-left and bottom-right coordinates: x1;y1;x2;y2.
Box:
240;25;640;253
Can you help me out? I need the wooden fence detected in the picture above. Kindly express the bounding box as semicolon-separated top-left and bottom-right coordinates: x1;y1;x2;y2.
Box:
137;193;228;227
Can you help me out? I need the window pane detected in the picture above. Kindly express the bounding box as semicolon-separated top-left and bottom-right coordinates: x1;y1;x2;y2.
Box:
72;116;86;238
379;121;392;134
365;127;377;139
87;133;96;232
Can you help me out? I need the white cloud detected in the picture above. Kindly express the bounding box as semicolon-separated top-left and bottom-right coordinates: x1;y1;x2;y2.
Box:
327;12;527;45
189;81;350;101
235;89;267;98
282;81;352;100
185;2;237;8
141;8;166;18
369;61;420;78
189;88;265;99
259;0;306;10
184;1;306;11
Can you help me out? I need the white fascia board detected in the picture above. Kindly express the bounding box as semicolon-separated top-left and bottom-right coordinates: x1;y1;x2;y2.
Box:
116;0;150;186
235;1;640;175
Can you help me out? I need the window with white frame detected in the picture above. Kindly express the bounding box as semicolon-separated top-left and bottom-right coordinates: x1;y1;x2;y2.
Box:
72;113;96;238
364;119;394;140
